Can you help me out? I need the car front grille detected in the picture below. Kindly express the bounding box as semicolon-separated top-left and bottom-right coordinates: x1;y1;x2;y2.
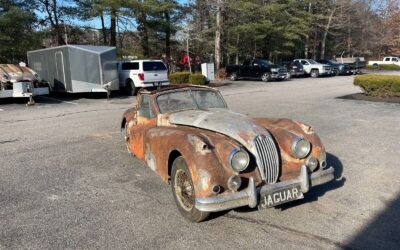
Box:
254;135;280;184
279;68;287;73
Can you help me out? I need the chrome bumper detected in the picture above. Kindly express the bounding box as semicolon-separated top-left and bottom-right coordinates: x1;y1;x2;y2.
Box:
195;165;334;212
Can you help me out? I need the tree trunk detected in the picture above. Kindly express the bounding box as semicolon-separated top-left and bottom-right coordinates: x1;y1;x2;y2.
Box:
235;33;239;64
215;0;222;70
165;11;171;58
321;8;336;59
305;2;312;58
110;8;117;46
100;12;107;45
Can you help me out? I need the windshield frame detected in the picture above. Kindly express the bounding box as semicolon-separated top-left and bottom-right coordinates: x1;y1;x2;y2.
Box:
155;88;228;114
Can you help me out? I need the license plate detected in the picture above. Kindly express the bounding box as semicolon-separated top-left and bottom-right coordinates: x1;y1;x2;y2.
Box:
259;186;304;209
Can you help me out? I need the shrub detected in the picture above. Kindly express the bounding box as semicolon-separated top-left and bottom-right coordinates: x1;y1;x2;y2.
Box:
354;75;400;97
189;74;206;85
169;72;190;84
215;68;227;80
366;64;400;71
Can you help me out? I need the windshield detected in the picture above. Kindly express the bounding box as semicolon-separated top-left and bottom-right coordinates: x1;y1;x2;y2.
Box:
308;59;318;64
259;60;273;66
156;90;226;114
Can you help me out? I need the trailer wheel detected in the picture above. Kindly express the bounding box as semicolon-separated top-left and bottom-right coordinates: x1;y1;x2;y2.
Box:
125;79;138;96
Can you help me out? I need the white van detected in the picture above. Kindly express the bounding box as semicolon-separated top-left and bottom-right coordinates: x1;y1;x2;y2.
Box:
117;60;169;95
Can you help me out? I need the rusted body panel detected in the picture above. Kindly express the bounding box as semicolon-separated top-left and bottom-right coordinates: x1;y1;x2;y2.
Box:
122;85;332;213
254;118;325;180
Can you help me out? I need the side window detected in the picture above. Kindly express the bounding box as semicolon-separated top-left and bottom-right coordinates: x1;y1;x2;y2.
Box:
138;95;155;118
243;60;251;66
392;58;398;62
122;62;139;70
385;58;390;61
301;60;309;65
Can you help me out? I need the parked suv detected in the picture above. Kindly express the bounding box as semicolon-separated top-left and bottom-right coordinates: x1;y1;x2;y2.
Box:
118;60;169;95
279;61;305;78
293;59;332;78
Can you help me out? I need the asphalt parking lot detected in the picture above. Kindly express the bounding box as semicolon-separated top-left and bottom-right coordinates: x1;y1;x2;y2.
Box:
1;75;399;249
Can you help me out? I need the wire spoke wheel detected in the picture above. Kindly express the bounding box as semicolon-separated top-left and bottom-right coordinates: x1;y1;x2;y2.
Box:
171;156;209;222
174;169;195;211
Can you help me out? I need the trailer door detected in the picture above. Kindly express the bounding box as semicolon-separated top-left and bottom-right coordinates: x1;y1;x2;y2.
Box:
55;51;66;90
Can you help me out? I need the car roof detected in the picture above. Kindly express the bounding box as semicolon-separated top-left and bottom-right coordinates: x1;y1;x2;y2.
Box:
139;84;215;95
119;59;163;63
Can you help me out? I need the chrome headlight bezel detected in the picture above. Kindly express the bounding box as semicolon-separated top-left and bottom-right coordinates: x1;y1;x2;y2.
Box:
291;137;311;159
228;148;250;172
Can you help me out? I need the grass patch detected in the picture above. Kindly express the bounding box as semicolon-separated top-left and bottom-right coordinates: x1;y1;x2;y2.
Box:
366;64;400;71
354;75;400;97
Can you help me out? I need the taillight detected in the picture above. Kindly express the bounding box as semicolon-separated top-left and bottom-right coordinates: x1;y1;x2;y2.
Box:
138;73;145;81
291;66;297;69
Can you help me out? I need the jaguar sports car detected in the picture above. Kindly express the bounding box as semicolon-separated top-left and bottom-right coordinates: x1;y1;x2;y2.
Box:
121;85;334;222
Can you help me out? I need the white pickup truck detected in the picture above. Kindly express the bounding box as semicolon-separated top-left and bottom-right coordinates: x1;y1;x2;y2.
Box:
293;59;333;78
368;57;400;67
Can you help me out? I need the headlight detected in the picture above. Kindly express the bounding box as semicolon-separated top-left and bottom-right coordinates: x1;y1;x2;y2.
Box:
229;148;250;172
291;137;311;159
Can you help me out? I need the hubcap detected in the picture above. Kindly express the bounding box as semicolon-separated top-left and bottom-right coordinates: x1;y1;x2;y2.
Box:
174;169;195;211
262;74;269;81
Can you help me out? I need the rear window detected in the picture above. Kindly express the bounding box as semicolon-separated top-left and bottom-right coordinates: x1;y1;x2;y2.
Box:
143;62;167;71
122;62;139;70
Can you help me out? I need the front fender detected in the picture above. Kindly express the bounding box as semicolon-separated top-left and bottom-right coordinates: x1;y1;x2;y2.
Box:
143;126;262;198
254;118;325;180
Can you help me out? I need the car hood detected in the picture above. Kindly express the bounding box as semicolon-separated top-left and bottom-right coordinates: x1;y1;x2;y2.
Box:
166;108;270;154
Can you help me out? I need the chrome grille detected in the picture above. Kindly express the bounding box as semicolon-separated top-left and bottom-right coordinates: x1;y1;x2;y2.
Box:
254;135;280;184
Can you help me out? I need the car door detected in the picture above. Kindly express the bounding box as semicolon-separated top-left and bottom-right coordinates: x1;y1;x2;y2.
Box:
240;60;251;78
129;94;157;160
251;60;262;78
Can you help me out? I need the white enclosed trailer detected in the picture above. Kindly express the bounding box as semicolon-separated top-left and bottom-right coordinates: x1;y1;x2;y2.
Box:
27;45;119;93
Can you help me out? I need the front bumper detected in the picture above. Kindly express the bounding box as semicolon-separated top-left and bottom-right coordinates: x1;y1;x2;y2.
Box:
271;72;287;80
195;165;334;212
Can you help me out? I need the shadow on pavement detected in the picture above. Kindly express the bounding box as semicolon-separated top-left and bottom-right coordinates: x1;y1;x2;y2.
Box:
345;194;400;249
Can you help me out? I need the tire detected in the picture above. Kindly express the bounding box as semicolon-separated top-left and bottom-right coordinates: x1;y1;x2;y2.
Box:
125;79;138;96
261;73;271;82
334;70;339;76
230;72;238;81
373;63;379;70
171;156;209;222
310;69;319;78
124;122;134;156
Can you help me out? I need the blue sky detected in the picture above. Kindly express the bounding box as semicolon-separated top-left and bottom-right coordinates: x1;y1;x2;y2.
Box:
36;0;190;30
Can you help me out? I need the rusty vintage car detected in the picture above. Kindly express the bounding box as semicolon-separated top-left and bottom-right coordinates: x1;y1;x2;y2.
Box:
121;85;334;222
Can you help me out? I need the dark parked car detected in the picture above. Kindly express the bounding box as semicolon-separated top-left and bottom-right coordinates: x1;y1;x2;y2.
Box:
226;59;287;82
317;59;352;76
279;61;305;78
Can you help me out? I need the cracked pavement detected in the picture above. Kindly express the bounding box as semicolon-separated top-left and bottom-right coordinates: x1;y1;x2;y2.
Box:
1;75;399;249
